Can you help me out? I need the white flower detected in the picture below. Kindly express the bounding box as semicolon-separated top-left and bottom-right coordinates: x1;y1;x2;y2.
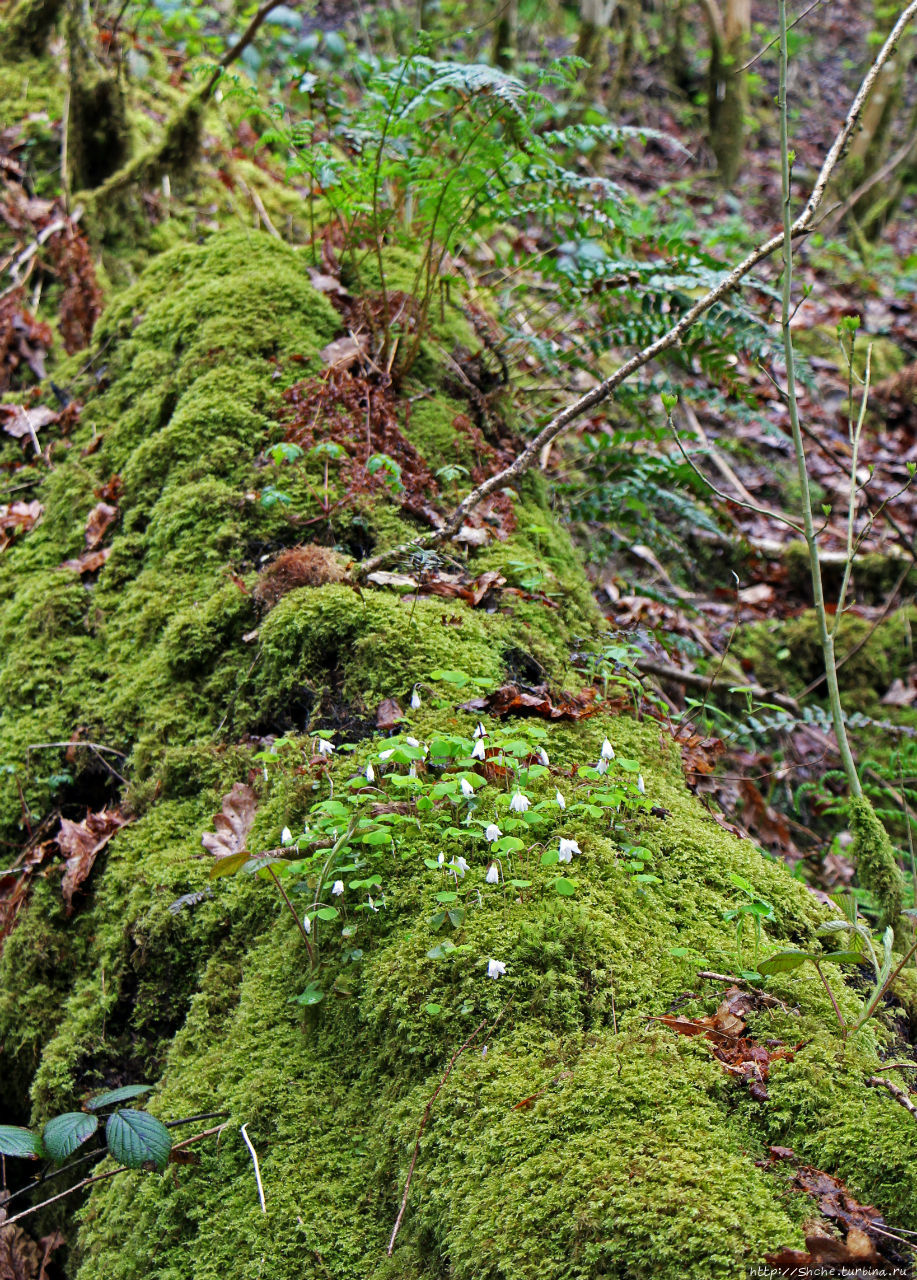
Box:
281;826;293;846
595;757;609;775
460;777;475;798
487;958;506;979
474;722;487;738
438;851;445;866
485;862;500;884
555;789;566;810
411;686;422;710
453;856;469;874
406;736;420;748
365;762;375;783
263;765;269;782
637;773;646;795
601;738;615;760
366;896;379;913
317;739;335;756
537;748;549;766
485;823;502;842
471;738;486;760
409;763;417;778
558;837;581;863
509;791;530;814
331;880;344;896
379;748;395;761
302;915;312;934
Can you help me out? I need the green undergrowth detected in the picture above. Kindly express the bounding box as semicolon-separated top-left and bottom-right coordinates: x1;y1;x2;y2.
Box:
20;714;917;1280
736;605;917;711
4;232;917;1279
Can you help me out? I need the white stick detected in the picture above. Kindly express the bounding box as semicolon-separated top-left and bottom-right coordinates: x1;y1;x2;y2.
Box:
240;1124;267;1214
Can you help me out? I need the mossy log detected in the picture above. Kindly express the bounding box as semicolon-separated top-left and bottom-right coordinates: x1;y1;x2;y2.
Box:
3;233;917;1280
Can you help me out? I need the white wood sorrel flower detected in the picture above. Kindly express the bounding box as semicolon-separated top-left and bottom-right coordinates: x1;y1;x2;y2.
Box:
485;862;500;884
460;777;475;798
555;790;566;810
601;738;615;760
558;838;580;863
317;739;334;756
471;738;486;760
509;791;530;813
487;959;506;979
331;880;344;896
485;823;502;842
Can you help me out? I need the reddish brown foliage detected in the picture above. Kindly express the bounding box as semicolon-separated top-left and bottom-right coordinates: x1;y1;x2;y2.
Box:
376;698;405;730
282;367;441;522
46;223;104;353
253;545;346;609
459;683;600;721
655;987;799;1101
57;808;129;914
0;290;53;391
0;500;42;550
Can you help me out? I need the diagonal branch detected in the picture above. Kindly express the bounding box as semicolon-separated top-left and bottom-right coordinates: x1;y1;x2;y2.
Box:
352;0;917;582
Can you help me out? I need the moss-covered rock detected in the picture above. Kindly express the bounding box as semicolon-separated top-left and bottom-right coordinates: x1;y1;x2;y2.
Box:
3;232;917;1280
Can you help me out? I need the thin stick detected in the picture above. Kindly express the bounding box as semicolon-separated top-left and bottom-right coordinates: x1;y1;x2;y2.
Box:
352;0;917;581
266;864;315;966
387;1016;490;1255
867;1075;917;1120
240;1124;267;1214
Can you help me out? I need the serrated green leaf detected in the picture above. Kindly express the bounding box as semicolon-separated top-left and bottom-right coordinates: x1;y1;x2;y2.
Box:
105;1110;171;1171
0;1125;43;1159
85;1085;153;1112
42;1112;99;1162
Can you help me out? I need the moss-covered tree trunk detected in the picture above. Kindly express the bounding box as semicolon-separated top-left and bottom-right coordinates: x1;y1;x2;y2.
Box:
2;49;917;1280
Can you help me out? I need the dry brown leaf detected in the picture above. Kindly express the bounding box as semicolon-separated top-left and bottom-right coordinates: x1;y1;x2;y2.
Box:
0;1218;64;1280
57;808;129;914
201;782;257;860
376;698;405;730
60;546;111;575
319;334;369;369
0;404;57;440
84;501;118;550
0;501;42;550
460;683;599;722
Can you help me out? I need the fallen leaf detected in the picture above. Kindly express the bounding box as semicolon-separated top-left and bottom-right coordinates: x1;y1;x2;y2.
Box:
452;524;490;547
319;334;369;369
0;403;57;440
460;683;599;721
764;1229;901;1277
365;571;418;589
881;675;916;708
201;783;257;860
655;988;799;1101
0;1216;64;1280
0;501;42;550
58;808;129;914
376;698;405;730
84;501;118;549
59;546;111;575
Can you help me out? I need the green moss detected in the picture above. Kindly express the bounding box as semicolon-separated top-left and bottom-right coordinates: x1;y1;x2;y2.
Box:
4;224;917;1280
847;795;903;930
736;606;917;709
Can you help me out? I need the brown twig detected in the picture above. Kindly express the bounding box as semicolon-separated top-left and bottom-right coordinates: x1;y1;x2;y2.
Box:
867;1075;917;1120
387;1006;510;1255
352;2;917;582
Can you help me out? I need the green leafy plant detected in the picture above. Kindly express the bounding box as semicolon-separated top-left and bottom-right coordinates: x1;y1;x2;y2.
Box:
0;1084;171;1172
